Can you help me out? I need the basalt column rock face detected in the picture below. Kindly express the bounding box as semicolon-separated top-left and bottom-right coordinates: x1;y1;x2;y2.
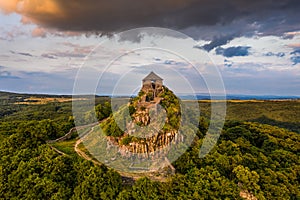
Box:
101;71;181;158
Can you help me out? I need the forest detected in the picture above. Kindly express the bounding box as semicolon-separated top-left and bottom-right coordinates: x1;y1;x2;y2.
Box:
0;91;299;199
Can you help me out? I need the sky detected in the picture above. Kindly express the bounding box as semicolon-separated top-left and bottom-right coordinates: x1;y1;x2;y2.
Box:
0;0;300;96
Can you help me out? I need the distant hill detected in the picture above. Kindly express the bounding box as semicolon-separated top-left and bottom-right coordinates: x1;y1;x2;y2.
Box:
0;91;110;104
179;93;300;100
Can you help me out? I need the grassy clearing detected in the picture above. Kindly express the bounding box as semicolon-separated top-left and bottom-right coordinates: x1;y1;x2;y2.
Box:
15;97;87;105
52;139;77;156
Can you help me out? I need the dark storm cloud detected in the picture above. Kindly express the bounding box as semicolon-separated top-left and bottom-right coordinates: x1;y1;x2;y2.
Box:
1;0;300;42
215;46;251;57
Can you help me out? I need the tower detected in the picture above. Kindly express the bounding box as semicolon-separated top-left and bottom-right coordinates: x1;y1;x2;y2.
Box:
142;71;163;99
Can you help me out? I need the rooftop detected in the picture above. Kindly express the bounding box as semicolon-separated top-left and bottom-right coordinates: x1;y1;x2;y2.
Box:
142;71;163;81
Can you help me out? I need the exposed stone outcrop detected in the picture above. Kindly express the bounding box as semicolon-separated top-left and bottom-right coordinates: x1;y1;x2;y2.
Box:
117;129;182;157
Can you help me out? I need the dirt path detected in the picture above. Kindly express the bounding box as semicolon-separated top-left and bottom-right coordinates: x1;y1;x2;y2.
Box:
47;122;99;144
74;134;172;183
50;121;171;184
73;125;138;184
74;126;100;165
48;144;68;156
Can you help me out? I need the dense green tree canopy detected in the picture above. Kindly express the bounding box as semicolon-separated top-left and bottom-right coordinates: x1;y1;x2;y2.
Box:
0;92;299;199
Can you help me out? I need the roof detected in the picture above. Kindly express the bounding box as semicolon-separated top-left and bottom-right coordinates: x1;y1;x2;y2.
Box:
142;71;163;81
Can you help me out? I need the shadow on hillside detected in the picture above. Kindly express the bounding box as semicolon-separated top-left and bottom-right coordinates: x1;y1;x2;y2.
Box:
251;115;299;133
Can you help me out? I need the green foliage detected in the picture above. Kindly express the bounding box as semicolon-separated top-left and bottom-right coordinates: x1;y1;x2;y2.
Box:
199;100;300;133
198;116;209;136
138;91;145;97
0;132;73;199
84;101;112;124
173;121;300;199
134;178;163;199
72;163;122;200
101;117;124;137
51;140;78;156
0;91;299;199
233;165;261;193
167;168;240;199
121;136;133;145
0;123;122;199
146;92;154;102
95;101;112;121
128;105;136;116
159;86;181;131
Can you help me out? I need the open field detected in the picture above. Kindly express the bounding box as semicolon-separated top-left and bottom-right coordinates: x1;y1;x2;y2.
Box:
15;97;87;105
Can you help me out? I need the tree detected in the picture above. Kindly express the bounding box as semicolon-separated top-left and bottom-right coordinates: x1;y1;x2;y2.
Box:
131;178;162;200
72;165;122;200
233;165;263;198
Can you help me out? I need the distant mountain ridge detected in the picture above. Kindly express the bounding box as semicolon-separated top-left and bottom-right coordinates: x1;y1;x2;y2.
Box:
1;90;299;101
179;94;300;100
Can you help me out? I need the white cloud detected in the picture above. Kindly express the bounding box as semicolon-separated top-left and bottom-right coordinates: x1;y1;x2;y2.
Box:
0;26;299;95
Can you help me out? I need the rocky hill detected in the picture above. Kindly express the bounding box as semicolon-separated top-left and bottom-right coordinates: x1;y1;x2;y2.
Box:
101;82;181;158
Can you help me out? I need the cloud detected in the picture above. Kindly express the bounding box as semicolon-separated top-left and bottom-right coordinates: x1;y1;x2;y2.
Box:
0;69;76;94
164;60;178;65
215;46;251;57
0;0;300;41
291;49;300;65
0;66;20;79
196;34;236;51
0;71;20;79
288;43;300;48
291;56;300;65
0;26;27;41
283;31;300;39
291;49;300;55
222;70;300;95
32;28;83;38
224;59;233;67
10;50;34;57
264;52;285;57
41;43;93;59
117;28;188;43
41;53;57;59
221;62;300;95
31;27;47;37
59;42;94;54
41;51;85;59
